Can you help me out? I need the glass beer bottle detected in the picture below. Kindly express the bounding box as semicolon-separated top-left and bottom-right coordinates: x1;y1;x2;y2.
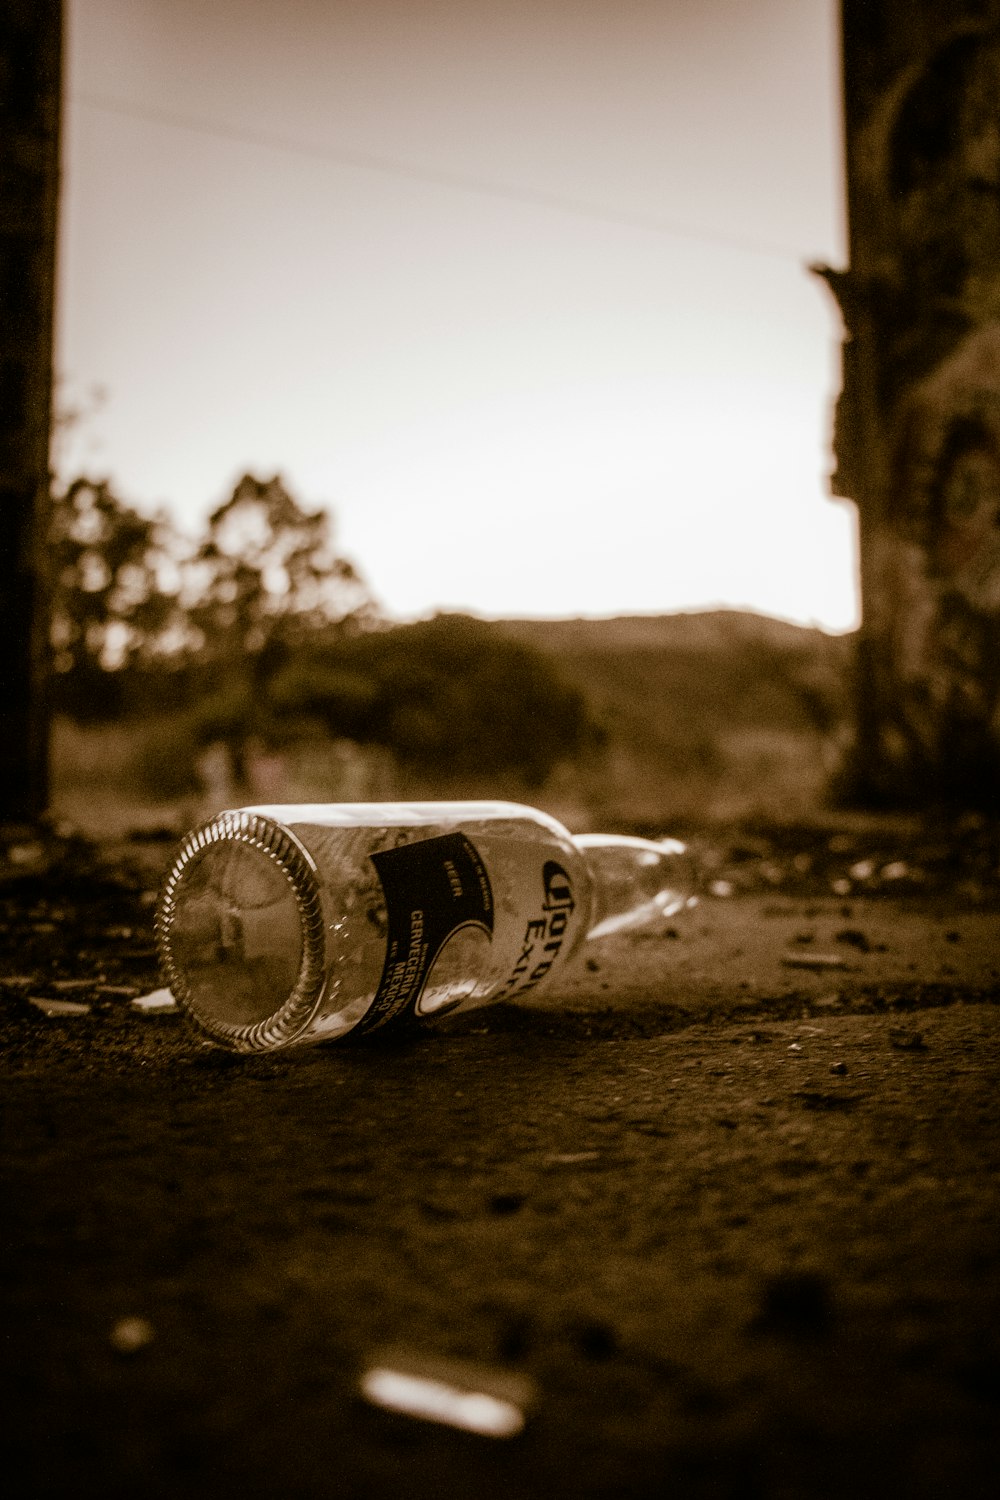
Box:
156;801;693;1053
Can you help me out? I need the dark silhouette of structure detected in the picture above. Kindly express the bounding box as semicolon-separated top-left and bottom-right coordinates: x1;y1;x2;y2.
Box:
0;2;61;821
819;1;1000;806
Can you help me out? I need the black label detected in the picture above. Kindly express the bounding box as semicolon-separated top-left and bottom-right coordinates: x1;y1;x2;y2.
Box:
357;832;494;1034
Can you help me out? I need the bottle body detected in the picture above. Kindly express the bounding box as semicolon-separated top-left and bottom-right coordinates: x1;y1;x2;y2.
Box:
158;802;594;1051
156;801;691;1054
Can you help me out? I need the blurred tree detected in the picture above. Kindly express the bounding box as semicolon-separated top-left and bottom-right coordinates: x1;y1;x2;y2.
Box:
49;469;380;785
267;613;598;786
185;474;375;673
49;477;188;717
178;475;379;779
49;477;596;793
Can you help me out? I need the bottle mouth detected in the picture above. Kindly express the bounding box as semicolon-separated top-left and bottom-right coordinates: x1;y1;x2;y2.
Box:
156;810;327;1052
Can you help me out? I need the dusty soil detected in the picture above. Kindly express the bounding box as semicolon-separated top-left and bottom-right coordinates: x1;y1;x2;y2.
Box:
1;817;999;1499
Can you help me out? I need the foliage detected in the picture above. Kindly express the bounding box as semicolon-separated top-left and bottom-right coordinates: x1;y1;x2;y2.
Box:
183;474;374;668
49;477;598;791
49;472;376;719
264;613;599;785
49;478;188;718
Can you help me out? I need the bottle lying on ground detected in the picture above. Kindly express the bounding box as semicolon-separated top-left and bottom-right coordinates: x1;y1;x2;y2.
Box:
156;801;695;1053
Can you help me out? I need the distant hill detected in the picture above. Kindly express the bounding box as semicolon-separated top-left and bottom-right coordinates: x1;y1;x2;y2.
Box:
499;609;840;654
493;610;855;827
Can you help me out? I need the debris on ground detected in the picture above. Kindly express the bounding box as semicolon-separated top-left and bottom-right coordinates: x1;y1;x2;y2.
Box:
29;996;92;1018
781;953;849;971
130;988;177;1014
109;1317;155;1355
360;1348;534;1437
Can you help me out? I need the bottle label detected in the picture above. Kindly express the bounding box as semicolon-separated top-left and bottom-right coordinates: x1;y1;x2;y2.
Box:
492;857;578;1001
357;832;495;1034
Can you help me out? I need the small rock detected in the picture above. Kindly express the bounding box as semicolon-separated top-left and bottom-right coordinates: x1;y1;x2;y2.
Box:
890;1028;927;1052
709;879;734;898
782;954;848;971
787;1042;804;1053
5;841;47;870
835;928;871;952
829;1061;849;1075
488;1193;526;1216
30;996;91;1017
360;1347;533;1437
110;1316;155;1354
131;988;177;1014
569;1318;619;1360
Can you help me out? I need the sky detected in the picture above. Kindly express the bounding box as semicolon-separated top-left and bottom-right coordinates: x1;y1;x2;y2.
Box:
56;0;856;630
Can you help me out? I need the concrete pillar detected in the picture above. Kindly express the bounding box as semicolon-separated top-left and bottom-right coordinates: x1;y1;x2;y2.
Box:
819;1;1000;807
0;2;61;821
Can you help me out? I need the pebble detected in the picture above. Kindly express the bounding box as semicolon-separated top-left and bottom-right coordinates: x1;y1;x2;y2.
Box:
835;929;871;952
889;1028;927;1052
109;1316;155;1354
782;954;848;971
360;1348;533;1437
131;989;178;1014
29;996;91;1017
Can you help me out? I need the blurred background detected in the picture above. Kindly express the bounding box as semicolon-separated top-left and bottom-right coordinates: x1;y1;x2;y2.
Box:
40;0;856;836
13;3;1000;838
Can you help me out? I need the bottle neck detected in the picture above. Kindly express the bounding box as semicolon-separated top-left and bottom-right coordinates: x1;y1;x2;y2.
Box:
572;833;693;941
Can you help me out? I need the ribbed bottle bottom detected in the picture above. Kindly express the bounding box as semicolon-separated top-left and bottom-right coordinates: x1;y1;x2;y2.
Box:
156;810;327;1053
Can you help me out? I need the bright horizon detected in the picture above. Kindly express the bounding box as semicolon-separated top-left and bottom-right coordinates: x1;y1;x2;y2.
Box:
56;0;857;632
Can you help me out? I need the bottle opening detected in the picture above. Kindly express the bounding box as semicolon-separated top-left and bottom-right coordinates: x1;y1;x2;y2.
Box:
157;813;326;1051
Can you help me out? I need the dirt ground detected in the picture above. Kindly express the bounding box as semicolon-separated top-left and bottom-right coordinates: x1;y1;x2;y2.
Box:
1;816;998;1499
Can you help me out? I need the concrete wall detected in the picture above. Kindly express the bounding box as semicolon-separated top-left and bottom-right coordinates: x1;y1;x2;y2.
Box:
821;0;1000;805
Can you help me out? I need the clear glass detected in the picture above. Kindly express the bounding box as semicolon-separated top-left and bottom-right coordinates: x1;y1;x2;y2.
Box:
156;801;692;1053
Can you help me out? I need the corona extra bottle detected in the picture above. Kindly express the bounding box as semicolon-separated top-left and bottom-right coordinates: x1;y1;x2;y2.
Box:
156;802;693;1053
